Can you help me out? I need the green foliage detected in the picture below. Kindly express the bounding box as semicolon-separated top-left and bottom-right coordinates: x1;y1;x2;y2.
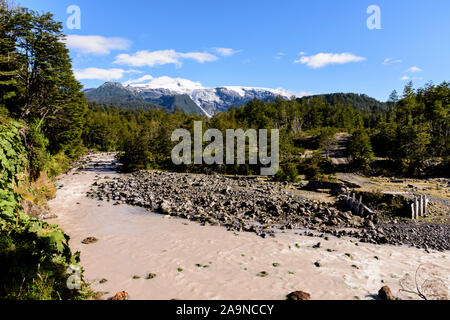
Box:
297;93;388;114
300;150;331;180
25;121;50;180
0;3;92;300
0;117;89;300
371;82;449;176
0;3;87;157
347;128;374;171
274;163;299;182
111;82;448;179
0;117;28;221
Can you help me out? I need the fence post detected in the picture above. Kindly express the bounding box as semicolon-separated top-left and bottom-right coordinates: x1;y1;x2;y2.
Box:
358;195;362;215
415;197;419;220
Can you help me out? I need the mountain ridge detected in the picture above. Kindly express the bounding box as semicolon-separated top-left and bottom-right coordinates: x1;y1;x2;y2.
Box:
84;81;297;116
84;82;387;116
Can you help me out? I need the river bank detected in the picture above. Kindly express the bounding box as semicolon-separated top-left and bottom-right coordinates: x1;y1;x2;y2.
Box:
47;153;449;300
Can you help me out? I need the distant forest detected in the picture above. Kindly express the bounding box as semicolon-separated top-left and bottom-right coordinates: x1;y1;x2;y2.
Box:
83;81;449;179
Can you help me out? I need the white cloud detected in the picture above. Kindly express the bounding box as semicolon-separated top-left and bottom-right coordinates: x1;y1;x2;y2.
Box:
74;68;138;80
406;66;423;72
299;51;306;55
294;52;366;68
272;88;311;98
212;47;241;57
275;52;285;60
114;49;218;67
383;58;402;65
63;35;131;55
401;75;423;81
126;75;205;92
123;75;154;86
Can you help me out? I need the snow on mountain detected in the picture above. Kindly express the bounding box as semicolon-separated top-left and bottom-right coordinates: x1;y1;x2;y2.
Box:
126;75;306;116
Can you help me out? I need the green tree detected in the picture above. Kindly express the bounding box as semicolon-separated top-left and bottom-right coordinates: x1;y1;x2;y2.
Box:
347;128;374;171
0;1;21;112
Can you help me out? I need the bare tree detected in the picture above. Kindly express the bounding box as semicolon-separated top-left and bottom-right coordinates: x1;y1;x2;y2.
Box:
398;264;448;300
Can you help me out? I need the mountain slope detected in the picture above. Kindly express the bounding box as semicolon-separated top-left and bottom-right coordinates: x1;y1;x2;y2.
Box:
84;82;204;114
84;81;296;116
156;94;203;115
84;82;145;105
84;82;387;117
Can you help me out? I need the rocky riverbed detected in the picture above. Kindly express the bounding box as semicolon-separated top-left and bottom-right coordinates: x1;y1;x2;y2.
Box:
86;169;450;251
48;153;449;300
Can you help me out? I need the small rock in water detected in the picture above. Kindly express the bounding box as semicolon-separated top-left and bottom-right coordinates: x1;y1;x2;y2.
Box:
257;271;269;277
81;237;98;244
345;253;354;260
287;291;311;300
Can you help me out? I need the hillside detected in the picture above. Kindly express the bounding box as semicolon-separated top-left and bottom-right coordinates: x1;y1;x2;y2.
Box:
84;82;145;104
84;82;204;115
297;93;388;113
83;81;298;116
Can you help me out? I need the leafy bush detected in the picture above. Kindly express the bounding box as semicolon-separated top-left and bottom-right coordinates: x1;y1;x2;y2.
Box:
300;151;332;180
274;163;299;182
25;121;50;180
0;118;91;300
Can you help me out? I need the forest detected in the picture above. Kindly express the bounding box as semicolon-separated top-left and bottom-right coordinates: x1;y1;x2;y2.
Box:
0;2;448;299
82;81;449;180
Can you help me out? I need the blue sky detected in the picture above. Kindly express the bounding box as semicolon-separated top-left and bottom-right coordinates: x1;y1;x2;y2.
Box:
19;0;450;101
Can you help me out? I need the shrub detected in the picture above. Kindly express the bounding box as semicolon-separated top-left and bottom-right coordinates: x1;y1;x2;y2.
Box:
274;163;299;182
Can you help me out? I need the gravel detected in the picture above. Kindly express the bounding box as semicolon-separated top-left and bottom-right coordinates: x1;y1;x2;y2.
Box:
86;170;449;251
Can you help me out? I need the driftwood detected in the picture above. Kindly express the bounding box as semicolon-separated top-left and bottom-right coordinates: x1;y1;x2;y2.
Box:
344;193;375;216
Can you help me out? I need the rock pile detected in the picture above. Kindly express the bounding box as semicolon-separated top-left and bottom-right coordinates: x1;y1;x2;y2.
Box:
86;170;449;250
87;171;365;238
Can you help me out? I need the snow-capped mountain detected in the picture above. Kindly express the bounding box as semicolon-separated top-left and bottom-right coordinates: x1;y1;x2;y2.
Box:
85;76;306;116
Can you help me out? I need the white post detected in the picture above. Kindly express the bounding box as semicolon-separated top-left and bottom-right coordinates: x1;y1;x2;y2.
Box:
411;203;415;220
424;197;428;216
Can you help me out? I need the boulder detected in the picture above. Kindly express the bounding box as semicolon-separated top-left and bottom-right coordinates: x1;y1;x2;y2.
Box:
111;291;129;300
378;286;395;300
287;291;311;300
159;200;171;214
